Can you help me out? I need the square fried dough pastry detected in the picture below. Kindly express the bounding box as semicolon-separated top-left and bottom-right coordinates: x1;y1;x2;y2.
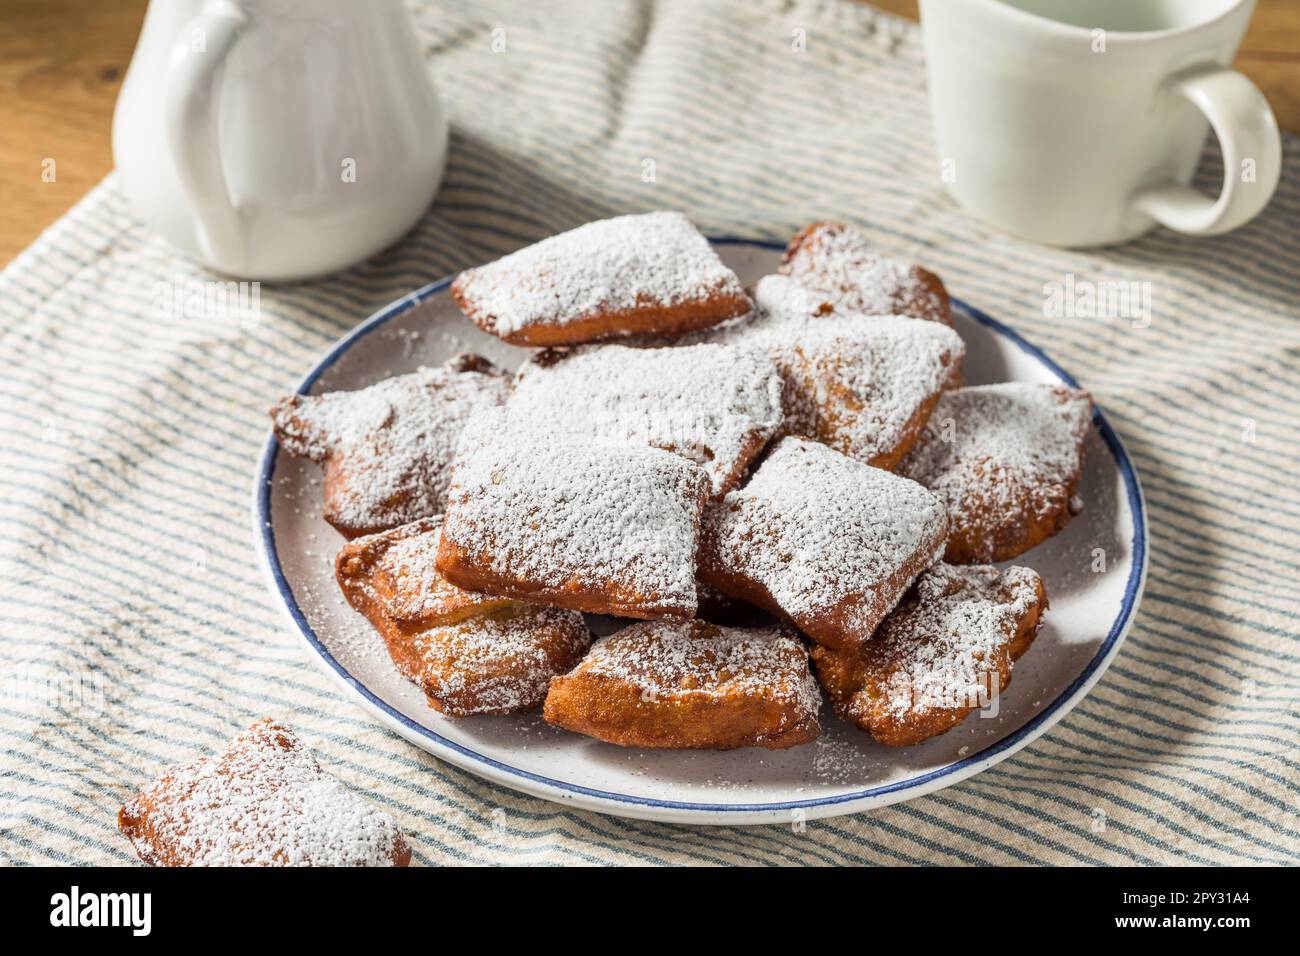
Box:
451;211;751;346
336;516;516;628
811;563;1046;747
337;517;591;716
702;437;949;651
385;609;592;719
506;342;783;497
437;409;711;620
543;620;821;750
118;718;411;867
708;276;964;469
899;383;1093;563
269;353;510;538
779;220;952;326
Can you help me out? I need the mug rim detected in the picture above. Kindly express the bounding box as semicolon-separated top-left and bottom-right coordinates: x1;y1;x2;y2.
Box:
967;0;1251;41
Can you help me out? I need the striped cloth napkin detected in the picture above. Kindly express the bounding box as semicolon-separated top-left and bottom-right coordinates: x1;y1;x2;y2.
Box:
1;0;1297;866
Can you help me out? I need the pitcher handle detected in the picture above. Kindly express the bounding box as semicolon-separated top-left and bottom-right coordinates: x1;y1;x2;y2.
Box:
165;0;249;272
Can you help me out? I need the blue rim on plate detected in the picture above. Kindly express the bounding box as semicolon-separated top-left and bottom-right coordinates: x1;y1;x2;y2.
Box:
253;238;1147;816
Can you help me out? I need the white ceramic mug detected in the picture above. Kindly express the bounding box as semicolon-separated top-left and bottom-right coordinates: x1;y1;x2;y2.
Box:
919;0;1281;246
114;0;448;281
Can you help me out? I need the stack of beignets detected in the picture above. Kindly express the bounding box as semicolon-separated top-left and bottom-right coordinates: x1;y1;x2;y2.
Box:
271;212;1093;751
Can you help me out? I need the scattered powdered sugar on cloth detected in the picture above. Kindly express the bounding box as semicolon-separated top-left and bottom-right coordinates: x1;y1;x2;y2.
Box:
578;620;821;716
452;211;746;336
900;383;1091;527
443;408;709;611
121;719;405;866
270;355;509;533
707;437;948;626
507;342;784;495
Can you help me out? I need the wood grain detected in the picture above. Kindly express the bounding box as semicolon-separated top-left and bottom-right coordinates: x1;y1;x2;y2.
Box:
0;0;148;265
0;0;1295;266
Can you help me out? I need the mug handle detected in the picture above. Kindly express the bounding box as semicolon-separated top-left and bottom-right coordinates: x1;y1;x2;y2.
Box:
165;0;250;272
1131;62;1281;236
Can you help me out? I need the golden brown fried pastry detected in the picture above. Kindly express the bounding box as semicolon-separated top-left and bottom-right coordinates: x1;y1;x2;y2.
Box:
899;383;1093;563
269;353;510;538
336;516;515;628
702;276;964;469
759;278;963;468
336;518;590;717
451;212;751;346
506;342;783;497
543;620;821;750
118;718;411;867
811;563;1046;746
779;220;952;326
436;409;711;620
388;607;591;718
701;437;949;651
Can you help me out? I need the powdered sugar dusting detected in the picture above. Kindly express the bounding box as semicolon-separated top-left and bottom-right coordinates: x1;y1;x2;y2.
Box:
442;409;709;614
270;354;510;536
507;342;784;495
692;274;824;344
119;719;407;867
858;563;1043;719
410;606;591;715
899;383;1092;548
706;437;948;627
453;211;747;337
754;277;962;464
690;276;963;466
752;272;849;326
337;517;512;626
578;620;821;717
778;221;942;321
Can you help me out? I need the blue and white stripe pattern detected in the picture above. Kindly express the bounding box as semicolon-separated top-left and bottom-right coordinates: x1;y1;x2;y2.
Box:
0;0;1297;865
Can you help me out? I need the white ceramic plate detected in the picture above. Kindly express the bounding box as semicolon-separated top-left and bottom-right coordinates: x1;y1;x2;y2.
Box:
253;239;1148;825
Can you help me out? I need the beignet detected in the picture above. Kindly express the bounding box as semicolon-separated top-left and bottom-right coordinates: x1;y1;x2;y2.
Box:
118;718;411;867
452;211;750;346
507;342;783;496
544;620;821;750
899;383;1092;563
696;276;964;468
779;220;952;326
269;354;509;538
701;437;949;651
811;563;1046;746
437;410;711;619
336;518;591;716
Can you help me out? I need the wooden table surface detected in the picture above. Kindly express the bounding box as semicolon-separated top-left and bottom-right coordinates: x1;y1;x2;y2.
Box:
1;0;1296;266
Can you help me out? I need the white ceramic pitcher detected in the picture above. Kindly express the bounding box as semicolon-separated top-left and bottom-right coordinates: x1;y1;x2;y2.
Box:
113;0;448;281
